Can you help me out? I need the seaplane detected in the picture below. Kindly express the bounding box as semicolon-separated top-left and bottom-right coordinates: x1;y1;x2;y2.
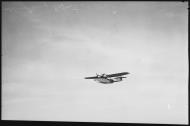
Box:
84;72;129;84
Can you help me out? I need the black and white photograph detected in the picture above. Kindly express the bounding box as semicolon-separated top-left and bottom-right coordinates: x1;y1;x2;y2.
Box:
2;1;188;125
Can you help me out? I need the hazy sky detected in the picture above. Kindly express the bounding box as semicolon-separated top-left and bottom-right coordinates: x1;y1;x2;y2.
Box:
2;2;188;124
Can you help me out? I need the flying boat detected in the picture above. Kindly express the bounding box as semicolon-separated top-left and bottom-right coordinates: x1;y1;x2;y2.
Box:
85;72;129;84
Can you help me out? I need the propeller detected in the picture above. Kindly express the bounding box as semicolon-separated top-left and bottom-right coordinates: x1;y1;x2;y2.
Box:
101;73;108;78
96;73;100;78
96;73;107;78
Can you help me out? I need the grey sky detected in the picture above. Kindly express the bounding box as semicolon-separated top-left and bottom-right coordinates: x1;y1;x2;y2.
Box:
2;2;188;124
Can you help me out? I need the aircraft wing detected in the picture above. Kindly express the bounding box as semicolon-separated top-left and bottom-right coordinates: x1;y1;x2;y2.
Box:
107;72;130;77
84;76;98;79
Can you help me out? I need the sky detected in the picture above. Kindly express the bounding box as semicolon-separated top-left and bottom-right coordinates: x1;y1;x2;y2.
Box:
2;2;188;124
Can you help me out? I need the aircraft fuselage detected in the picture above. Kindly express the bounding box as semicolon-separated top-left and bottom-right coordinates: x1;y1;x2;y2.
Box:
94;77;123;84
94;78;114;84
